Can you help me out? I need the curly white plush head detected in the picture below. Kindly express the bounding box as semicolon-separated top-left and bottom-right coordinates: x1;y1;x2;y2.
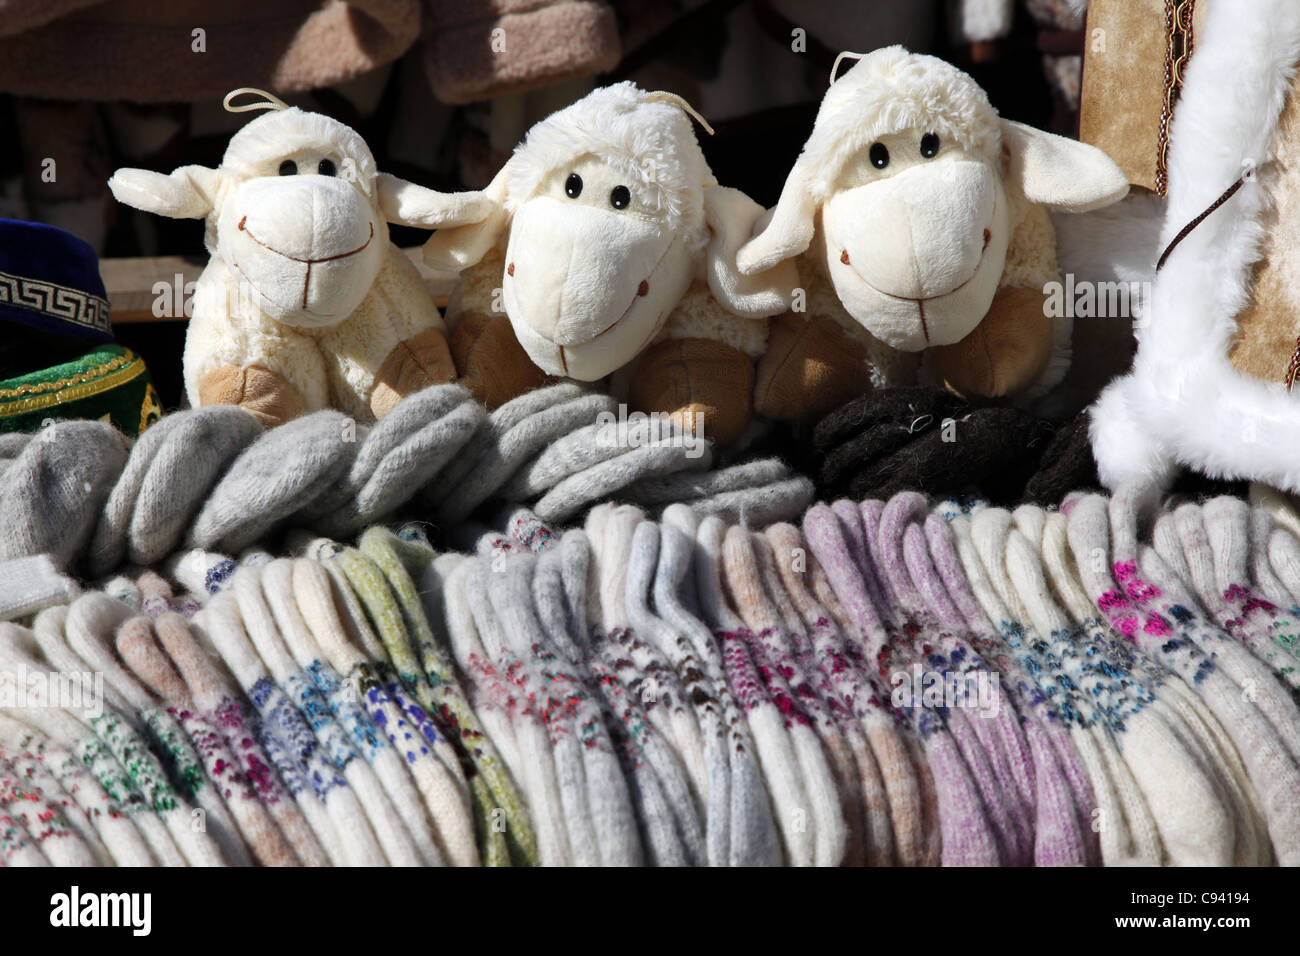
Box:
738;46;1129;351
109;89;491;329
425;82;795;381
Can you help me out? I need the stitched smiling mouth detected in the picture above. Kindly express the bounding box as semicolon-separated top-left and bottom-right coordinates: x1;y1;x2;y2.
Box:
236;217;375;311
837;226;991;344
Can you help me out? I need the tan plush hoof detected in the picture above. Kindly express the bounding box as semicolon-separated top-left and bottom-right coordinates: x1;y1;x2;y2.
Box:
931;286;1054;400
627;337;754;447
197;364;304;428
449;311;548;409
370;327;457;419
753;311;875;424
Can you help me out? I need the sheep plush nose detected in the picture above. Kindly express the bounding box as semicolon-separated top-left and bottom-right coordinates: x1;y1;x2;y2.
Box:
504;196;668;346
827;161;996;299
235;175;374;261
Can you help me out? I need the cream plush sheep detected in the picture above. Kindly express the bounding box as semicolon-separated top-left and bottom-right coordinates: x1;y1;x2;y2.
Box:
423;82;798;447
737;46;1129;423
108;90;493;427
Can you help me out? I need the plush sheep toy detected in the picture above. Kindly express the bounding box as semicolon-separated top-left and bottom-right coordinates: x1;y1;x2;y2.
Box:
108;89;493;427
737;46;1130;422
424;82;798;447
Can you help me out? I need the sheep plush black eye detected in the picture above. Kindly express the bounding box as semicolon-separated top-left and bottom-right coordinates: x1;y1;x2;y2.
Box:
565;173;583;198
869;142;889;169
610;185;631;209
318;158;337;176
920;133;940;158
278;160;297;176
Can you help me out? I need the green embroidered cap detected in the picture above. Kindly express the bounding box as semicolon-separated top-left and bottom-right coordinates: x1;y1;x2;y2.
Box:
0;342;162;437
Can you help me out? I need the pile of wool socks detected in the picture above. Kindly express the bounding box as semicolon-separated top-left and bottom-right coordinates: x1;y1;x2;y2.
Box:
0;381;813;577
4;482;1300;866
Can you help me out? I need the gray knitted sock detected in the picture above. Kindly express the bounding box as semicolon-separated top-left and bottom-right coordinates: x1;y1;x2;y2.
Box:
530;541;643;864
87;405;263;576
659;504;782;866
302;384;484;536
0;421;130;568
188;411;356;553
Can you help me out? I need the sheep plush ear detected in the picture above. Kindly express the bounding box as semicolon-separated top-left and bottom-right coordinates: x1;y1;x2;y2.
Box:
1001;119;1129;212
422;162;513;275
376;172;496;230
107;164;224;219
704;186;798;317
735;158;820;276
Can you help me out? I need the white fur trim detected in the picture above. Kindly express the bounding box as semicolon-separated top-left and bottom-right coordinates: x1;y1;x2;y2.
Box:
1091;0;1300;492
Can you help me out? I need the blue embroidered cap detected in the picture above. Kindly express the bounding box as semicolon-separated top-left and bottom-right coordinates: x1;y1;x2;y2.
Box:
0;218;113;342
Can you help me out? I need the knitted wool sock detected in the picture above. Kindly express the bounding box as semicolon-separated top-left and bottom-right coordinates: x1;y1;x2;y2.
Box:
591;512;706;865
0;756;51;866
1266;523;1300;609
0;634;187;866
302;386;485;537
150;610;331;866
591;512;705;807
433;385;618;524
1186;499;1300;683
653;508;782;866
1240;507;1300;611
530;539;643;865
801;531;944;866
956;510;1159;864
258;558;447;866
1117;544;1275;867
871;496;1038;867
0;419;130;569
803;503;1004;865
232;565;423;867
0;712;154;866
618;520;708;807
763;523;901;867
0;750;97;865
351;531;536;865
979;507;1243;865
26;607;230;867
56;599;255;867
853;500;1030;866
431;552;530;866
197;591;382;866
0;718;114;865
723;527;851;866
1068;493;1300;864
929;509;1099;866
115;615;300;866
470;546;582;868
290;557;476;867
87;405;263;576
624;522;734;862
898;505;1093;867
502;544;650;867
694;514;815;865
1029;510;1184;865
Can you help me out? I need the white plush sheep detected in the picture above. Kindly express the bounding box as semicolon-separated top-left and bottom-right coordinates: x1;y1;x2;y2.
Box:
423;81;797;446
109;90;493;427
737;46;1129;421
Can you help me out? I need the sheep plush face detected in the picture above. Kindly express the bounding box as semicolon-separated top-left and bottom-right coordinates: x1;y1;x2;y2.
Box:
424;82;790;383
214;141;383;328
109;99;491;329
819;128;1011;350
738;47;1130;352
503;152;695;379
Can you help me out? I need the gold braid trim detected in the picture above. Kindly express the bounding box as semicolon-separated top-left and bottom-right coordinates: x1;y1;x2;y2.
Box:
1156;0;1196;197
